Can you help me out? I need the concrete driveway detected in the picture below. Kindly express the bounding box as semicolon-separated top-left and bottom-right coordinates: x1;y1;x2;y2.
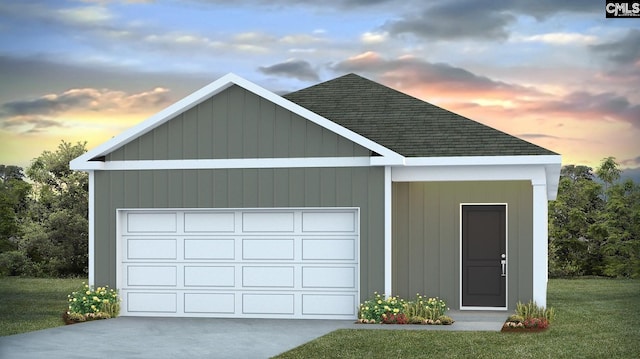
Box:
0;311;505;358
0;317;354;359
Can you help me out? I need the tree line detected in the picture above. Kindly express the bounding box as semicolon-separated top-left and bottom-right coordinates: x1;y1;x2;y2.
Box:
0;142;638;278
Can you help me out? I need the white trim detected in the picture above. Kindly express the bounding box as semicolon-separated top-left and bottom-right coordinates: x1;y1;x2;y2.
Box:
532;184;548;308
71;73;403;170
88;171;95;287
392;162;561;200
384;166;392;297
459;203;508;310
74;157;385;171
403;155;560;167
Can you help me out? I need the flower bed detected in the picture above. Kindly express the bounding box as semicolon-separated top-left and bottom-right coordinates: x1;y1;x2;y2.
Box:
357;292;454;325
501;301;555;333
63;283;120;325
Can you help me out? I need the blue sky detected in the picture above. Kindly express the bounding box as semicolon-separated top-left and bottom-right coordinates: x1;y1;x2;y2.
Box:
0;0;639;177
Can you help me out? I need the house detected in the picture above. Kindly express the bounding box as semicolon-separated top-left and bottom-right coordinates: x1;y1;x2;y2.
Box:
70;73;561;319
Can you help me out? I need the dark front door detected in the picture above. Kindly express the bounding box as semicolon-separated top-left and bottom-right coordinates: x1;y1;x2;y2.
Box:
462;205;506;307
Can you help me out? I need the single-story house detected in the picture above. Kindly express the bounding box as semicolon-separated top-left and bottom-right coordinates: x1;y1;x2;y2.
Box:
70;73;561;319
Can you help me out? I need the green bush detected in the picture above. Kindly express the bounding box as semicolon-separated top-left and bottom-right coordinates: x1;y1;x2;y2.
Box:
67;283;120;317
359;293;450;324
515;300;556;322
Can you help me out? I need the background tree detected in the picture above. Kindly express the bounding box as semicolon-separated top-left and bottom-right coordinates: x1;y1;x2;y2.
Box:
549;157;640;278
0;141;88;277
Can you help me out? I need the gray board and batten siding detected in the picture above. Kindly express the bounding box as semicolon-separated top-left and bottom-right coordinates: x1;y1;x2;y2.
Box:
93;85;386;301
105;85;372;161
392;181;534;310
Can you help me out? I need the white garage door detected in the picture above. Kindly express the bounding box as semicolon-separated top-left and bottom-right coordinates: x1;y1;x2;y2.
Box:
117;208;359;319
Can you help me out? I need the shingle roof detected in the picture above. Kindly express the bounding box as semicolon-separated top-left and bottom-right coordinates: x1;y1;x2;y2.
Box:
284;73;558;157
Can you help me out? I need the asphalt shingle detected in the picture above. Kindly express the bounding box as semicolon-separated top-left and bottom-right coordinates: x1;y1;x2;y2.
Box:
284;73;558;157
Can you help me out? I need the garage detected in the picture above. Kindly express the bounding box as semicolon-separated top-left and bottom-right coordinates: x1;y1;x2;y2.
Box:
117;208;360;319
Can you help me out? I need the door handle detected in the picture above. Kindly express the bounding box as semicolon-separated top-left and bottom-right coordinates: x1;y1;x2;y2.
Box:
501;253;506;277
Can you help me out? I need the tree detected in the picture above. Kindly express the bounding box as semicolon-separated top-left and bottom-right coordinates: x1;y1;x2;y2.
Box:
549;157;640;278
19;141;88;276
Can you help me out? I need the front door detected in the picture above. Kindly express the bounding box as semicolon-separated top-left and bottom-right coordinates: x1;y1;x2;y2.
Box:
461;204;506;308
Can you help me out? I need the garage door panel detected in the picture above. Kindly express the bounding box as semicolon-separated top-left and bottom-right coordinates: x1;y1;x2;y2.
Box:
184;239;235;260
119;208;359;319
127;239;177;260
127;266;177;286
302;267;355;288
127;213;177;233
242;266;294;287
184;212;235;232
242;212;294;232
184;293;235;313
242;239;294;260
184;266;235;287
302;239;355;260
127;292;177;313
243;294;294;314
302;294;356;315
302;211;355;232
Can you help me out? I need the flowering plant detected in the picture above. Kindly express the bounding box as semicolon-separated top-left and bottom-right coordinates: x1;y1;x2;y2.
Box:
67;283;120;319
358;292;451;325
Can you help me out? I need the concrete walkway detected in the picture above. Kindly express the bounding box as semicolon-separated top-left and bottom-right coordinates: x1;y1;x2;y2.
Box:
0;311;507;359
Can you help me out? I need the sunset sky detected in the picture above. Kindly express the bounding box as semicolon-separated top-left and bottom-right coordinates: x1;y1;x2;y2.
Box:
1;1;639;177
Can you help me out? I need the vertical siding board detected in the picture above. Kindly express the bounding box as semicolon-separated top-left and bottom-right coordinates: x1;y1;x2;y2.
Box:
212;91;229;159
258;99;275;158
320;168;337;206
289;114;306;157
351;168;369;292
258;169;274;207
153;170;168;207
321;130;338;157
304;168;321;206
212;170;229;208
182;108;198;158
138;171;154;207
304;119;322;156
167;170;183;207
243;89;259;158
227;170;243;207
197;170;213;208
273;169;289;207
272;107;290;157
227;86;244;158
167;115;184;160
197;99;214;158
138;132;154;160
182;170;199;206
335;168;352;206
242;169;258;207
153;124;169;160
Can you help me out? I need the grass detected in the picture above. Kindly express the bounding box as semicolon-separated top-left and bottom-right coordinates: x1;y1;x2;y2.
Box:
0;277;86;336
276;278;640;359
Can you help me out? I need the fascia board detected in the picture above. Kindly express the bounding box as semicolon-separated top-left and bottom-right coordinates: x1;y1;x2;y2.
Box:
71;73;402;169
396;154;562;199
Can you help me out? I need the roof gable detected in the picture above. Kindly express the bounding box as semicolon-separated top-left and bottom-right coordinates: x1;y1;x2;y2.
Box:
284;73;558;157
71;73;402;170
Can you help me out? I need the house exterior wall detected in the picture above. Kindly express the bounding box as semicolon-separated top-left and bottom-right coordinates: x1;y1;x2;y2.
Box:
94;167;385;301
392;181;533;310
106;85;371;161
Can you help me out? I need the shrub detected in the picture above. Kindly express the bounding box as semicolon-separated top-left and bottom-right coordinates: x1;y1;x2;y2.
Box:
507;314;524;323
358;292;405;323
437;315;454;325
403;294;449;320
516;300;556;322
68;283;120;317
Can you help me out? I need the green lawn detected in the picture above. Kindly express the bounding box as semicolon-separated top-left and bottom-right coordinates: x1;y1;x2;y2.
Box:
276;278;640;359
0;277;86;336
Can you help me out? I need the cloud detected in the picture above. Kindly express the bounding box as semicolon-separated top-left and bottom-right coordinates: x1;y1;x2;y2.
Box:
514;32;598;45
259;59;320;82
331;52;540;99
591;29;640;65
0;87;172;133
532;91;640;128
0;116;66;134
383;0;600;41
519;133;562;140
